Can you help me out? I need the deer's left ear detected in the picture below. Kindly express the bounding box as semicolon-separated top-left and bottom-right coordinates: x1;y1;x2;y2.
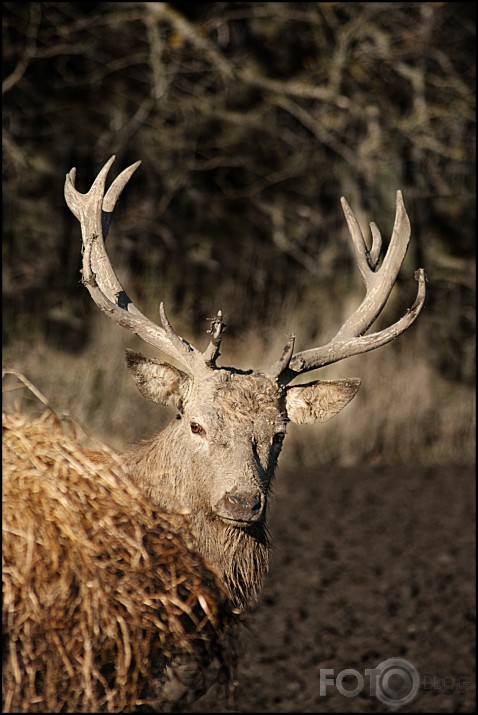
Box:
285;379;361;425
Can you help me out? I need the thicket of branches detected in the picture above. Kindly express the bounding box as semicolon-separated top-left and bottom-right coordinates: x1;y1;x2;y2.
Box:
3;2;475;390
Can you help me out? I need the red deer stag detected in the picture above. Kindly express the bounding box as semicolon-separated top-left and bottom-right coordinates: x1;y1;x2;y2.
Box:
64;156;426;613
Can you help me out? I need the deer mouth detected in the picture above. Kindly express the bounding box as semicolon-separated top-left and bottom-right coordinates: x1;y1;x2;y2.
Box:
216;491;265;525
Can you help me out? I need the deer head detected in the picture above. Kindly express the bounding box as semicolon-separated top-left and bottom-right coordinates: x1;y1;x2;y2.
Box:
64;157;425;603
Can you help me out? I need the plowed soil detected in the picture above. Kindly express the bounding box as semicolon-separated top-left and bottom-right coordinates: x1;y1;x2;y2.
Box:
195;464;476;713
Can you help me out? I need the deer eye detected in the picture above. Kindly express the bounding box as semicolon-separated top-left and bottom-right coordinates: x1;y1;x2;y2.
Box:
273;432;286;446
190;421;205;436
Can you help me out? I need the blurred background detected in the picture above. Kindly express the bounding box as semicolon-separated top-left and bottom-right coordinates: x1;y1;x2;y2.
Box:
3;1;475;467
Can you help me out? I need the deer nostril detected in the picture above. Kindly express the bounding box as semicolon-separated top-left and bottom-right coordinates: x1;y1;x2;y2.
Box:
225;493;261;511
221;492;263;522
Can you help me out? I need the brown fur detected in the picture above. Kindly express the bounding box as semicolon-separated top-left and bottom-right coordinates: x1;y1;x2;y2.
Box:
114;362;360;612
123;370;286;611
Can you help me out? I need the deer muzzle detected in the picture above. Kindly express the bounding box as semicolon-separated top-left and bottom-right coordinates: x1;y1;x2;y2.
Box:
216;490;265;525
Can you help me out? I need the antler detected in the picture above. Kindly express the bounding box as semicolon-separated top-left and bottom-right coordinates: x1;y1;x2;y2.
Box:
274;191;426;385
64;156;224;375
66;159;425;383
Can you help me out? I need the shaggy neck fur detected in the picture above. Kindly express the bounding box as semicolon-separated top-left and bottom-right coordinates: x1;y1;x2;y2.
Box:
123;421;272;612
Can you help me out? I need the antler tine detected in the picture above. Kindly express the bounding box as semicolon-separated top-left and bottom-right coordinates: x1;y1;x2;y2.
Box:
269;334;296;380
278;192;426;384
65;156;138;313
334;191;411;341
203;310;228;368
65;156;206;375
102;160;142;238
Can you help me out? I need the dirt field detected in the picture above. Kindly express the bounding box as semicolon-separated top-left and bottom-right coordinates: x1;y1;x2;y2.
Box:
195;463;475;713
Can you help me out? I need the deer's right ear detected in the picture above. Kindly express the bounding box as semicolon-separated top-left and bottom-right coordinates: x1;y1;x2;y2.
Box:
125;349;191;411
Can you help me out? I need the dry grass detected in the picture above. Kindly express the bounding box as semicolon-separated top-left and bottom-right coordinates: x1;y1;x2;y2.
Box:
3;287;475;468
2;407;236;713
235;295;475;468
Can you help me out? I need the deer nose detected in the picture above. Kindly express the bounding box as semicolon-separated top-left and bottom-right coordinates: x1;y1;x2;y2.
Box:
219;491;264;523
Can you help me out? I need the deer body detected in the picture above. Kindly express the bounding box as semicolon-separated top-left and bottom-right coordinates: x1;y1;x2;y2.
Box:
64;156;426;616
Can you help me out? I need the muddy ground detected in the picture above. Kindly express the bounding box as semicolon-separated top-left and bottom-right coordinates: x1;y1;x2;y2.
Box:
194;464;475;713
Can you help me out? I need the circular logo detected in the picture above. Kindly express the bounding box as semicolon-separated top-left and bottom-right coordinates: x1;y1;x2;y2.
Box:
374;657;420;707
